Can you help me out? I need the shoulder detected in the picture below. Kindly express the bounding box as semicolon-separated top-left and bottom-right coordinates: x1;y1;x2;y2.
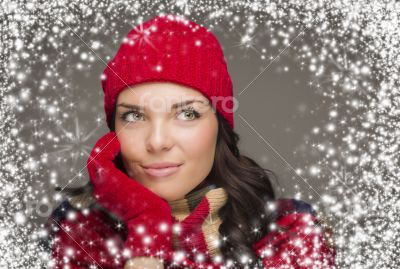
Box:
48;191;123;225
39;193;129;268
45;192;106;228
267;198;321;228
252;198;336;266
263;198;333;239
252;198;336;269
40;192;126;252
273;198;317;219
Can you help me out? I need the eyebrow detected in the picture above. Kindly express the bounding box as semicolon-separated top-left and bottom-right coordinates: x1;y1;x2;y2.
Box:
117;99;206;110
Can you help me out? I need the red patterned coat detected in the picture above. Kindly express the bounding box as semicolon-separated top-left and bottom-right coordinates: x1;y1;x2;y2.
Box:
41;187;336;269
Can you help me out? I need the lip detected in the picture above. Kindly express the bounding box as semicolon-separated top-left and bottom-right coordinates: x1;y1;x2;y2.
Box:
142;162;182;169
142;162;183;178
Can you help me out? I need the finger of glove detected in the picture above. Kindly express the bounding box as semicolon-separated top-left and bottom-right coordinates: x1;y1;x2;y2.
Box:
88;158;172;216
88;131;120;165
91;162;158;201
87;132;120;178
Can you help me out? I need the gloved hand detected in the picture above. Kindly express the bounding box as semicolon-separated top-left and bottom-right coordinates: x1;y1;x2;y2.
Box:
86;131;173;262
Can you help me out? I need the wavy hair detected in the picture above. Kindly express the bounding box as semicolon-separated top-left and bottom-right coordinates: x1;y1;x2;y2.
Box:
57;105;278;268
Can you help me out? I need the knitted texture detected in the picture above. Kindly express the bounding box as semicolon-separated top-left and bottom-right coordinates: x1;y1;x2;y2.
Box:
168;185;228;262
102;14;234;130
42;186;336;268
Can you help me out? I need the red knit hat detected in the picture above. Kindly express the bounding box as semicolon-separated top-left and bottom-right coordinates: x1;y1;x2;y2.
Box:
101;14;234;130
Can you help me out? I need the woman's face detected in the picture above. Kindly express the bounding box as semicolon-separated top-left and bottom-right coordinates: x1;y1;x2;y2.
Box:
114;82;218;201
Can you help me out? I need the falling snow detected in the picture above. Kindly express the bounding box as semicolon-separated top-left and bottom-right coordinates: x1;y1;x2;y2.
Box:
1;0;400;268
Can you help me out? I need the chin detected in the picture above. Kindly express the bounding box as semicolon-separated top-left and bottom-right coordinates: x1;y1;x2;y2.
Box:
144;185;169;199
158;192;181;202
141;181;185;201
151;189;184;202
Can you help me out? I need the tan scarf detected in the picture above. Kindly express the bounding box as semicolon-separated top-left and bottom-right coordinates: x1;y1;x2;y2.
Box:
168;185;228;259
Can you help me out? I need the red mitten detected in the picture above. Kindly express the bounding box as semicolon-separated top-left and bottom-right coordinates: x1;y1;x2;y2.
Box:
86;131;173;262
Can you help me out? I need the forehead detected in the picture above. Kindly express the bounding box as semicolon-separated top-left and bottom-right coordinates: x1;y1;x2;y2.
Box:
117;82;208;103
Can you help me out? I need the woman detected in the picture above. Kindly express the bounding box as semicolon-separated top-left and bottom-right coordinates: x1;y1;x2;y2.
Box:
42;14;336;268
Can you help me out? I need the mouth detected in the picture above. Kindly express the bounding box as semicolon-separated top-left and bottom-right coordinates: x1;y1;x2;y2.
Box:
142;163;183;178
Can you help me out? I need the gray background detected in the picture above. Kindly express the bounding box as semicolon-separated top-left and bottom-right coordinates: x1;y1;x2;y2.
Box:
22;15;332;225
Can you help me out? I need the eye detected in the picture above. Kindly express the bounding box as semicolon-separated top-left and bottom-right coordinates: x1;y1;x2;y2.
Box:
120;111;144;123
177;107;201;121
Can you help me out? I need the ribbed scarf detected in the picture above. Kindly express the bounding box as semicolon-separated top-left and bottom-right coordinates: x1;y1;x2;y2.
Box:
168;185;228;260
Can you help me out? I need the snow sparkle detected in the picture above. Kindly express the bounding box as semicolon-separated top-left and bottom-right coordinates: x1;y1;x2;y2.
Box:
1;0;399;268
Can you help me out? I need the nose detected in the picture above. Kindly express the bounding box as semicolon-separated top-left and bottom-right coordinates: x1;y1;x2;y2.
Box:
145;119;174;153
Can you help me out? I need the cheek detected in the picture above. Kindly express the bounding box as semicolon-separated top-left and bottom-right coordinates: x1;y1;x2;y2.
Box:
179;121;218;166
117;132;142;168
